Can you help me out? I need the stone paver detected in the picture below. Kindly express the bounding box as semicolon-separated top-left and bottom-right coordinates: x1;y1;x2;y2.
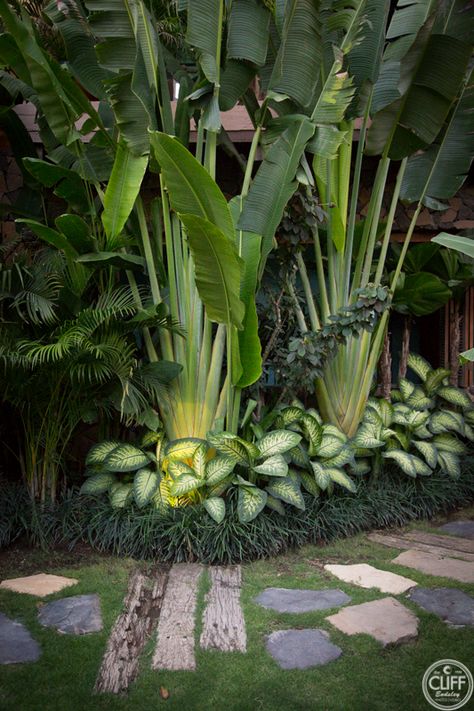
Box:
0;613;41;664
255;587;351;613
0;573;78;597
324;563;417;593
439;521;474;540
392;550;474;584
326;597;419;647
408;587;474;627
265;629;342;670
38;594;102;634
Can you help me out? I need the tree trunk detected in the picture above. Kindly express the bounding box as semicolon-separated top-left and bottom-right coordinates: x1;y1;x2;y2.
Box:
449;299;462;386
398;315;412;381
377;329;392;400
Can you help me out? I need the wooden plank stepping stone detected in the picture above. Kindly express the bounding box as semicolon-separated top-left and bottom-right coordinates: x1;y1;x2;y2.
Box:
152;563;202;671
439;521;474;540
324;563;416;593
0;573;78;597
403;531;474;555
254;587;351;613
408;587;474;627
265;629;342;669
392;550;474;584
200;566;246;653
327;597;419;647
0;613;41;664
38;594;102;635
95;570;167;694
368;533;474;562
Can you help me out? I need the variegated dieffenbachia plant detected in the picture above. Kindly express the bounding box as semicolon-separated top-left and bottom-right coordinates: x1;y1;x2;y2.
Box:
81;427;311;523
355;354;473;480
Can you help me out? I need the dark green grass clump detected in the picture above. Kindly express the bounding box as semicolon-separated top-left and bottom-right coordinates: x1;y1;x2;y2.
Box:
1;462;473;564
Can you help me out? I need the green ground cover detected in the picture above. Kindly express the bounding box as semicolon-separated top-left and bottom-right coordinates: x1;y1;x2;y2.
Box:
0;510;473;711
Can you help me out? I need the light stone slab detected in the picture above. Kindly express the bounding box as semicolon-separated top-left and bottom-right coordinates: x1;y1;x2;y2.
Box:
265;629;342;670
439;521;474;540
255;587;351;613
392;550;474;584
0;573;78;597
38;594;102;635
408;587;474;627
326;597;419;647
324;563;417;593
0;613;41;664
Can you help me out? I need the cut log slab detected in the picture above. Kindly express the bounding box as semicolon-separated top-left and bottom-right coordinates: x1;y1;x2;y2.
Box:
404;531;474;555
200;566;247;653
152;563;203;672
95;570;167;694
367;533;474;562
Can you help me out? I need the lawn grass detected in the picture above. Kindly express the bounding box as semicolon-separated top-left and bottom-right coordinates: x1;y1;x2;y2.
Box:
0;516;473;711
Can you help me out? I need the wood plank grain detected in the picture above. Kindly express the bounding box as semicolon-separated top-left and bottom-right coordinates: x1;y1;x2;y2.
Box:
200;566;246;653
367;533;474;561
95;569;168;694
152;563;203;671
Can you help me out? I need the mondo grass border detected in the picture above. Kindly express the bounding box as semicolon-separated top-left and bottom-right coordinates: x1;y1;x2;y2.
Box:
1;463;474;564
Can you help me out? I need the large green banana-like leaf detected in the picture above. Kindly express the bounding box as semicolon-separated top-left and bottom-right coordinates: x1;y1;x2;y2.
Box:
367;19;472;159
22;158;90;213
384;0;435;62
150;132;235;242
238;118;315;270
227;0;271;66
347;0;389;90
186;0;220;84
400;70;474;204
86;0;151;155
102;143;148;246
46;0;111;100
268;0;321;108
432;234;474;260
0;0;79;145
393;272;451;317
220;60;256;112
177;214;244;328
229;197;262;387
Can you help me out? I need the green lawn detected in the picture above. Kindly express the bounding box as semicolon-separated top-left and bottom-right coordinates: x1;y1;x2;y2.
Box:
0;511;473;711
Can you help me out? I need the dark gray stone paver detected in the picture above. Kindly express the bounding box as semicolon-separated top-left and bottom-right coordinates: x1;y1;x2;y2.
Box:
38;593;102;635
408;587;474;627
0;612;41;664
439;521;474;540
255;587;351;613
265;629;342;669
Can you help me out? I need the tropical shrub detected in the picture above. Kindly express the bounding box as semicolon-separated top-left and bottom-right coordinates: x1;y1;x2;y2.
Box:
358;353;473;480
286;0;474;435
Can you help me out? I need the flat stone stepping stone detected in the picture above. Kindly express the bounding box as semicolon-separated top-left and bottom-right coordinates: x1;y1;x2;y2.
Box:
0;613;41;664
324;563;416;593
200;566;246;653
0;573;78;597
368;532;474;562
96;570;168;694
255;587;351;613
439;521;474;540
408;587;474;627
265;629;342;670
392;550;474;584
152;563;202;671
38;594;102;635
327;597;419;647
